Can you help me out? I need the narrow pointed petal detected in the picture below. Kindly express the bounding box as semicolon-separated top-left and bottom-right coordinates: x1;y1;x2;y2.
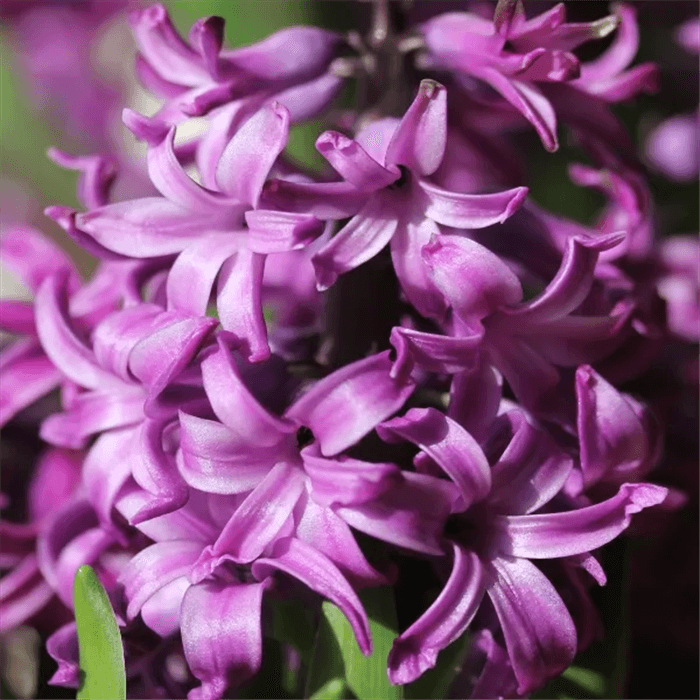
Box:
252;537;372;656
389;326;483;381
295;500;388;588
336;472;457;555
576;365;658;487
478;69;559;151
260;179;367;220
166;235;241;316
0;555;54;631
487;556;577;694
276;72;345;123
496;482;668;559
448;360;502;443
193;462;305;572
182;580;268;700
34;273;119;390
178;413;277;494
420;181;527;229
496;233;624;326
0;226;78;293
422;235;523;321
286;350;415;456
46;623;80;688
188;16;225;77
316;131;399;191
378;408;491;510
489;411;573;515
47;149;117;209
388;546;485;684
245;210;324;254
215;103;290;207
216;250;269;362
121;540;202;620
386;80;447;176
200;338;295;441
301;444;401;507
312;201;398;290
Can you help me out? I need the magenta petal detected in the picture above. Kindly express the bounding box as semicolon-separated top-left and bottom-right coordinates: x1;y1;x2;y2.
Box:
487;556;577;694
182;580;268;700
497;482;668;559
188;15;224;77
252;537;372;656
200;338;295;442
34;273;119;390
260;179;368;220
276;72;344;124
378;408;491;510
420;181;527;229
448;360;502;443
0;342;61;427
215;102;290;207
0;555;54;632
489;411;573;515
423;235;523;321
286;350;415;456
388;545;485;684
178;413;276;494
295;500;387;588
140;576;190;637
0;226;78;293
0;300;34;334
336;472;456;556
316;131;399;191
386;80;447;176
301;444;401;507
194;461;305;570
46;623;79;688
121;540;202;620
389;326;483;381
576;365;658;487
216;250;270;363
245;210;324;254
47;149;117;209
497;233;624;326
312;201;398;290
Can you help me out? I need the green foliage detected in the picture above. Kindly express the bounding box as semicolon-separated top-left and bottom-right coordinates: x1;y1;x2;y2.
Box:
72;566;126;700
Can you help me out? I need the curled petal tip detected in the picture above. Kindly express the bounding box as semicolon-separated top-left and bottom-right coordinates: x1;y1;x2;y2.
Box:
503;186;529;220
418;78;445;99
122;108;170;144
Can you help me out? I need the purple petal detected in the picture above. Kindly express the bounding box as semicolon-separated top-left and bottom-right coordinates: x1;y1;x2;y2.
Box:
252;537;372;656
140;575;190;637
488;410;573;515
301;443;401;507
177;413;277;494
46;149;117;209
286;350;415;456
388;545;485;684
0;555;54;632
260;179;367;220
295;499;387;588
378;407;491;510
192;461;305;573
495;233;624;326
389;326;483;381
496;482;668;559
336;472;457;556
34;273;120;390
422;235;523;321
188;15;225;77
215;102;290;207
216;251;269;363
121;540;202;620
486;556;577;694
245;210;324;254
0;226;79;293
46;623;79;688
200;338;296;441
420;181;528;229
276;72;345;124
316;131;399;191
312;200;398;290
0;300;34;334
386;79;447;176
182;580;268;700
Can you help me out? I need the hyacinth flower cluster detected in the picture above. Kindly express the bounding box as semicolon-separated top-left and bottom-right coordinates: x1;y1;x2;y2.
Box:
0;1;697;698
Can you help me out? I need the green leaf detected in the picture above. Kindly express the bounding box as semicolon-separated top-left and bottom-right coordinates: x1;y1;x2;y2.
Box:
306;587;403;700
73;565;126;700
404;630;471;699
310;678;351;700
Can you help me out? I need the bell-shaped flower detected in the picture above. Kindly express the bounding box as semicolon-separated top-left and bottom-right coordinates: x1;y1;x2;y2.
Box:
377;405;667;692
263;80;527;320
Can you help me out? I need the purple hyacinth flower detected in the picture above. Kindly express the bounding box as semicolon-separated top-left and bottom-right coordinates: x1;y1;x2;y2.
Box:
645;111;700;183
263;79;527;319
377;405;667;692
